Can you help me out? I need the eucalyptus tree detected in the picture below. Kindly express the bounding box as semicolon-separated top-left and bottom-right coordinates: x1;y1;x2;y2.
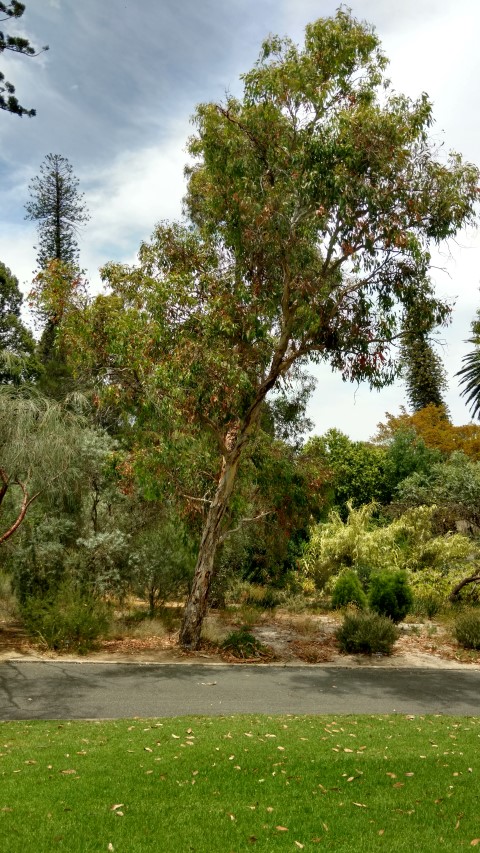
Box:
61;10;478;648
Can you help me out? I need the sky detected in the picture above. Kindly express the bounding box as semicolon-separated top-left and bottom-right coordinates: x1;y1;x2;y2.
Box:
1;0;479;440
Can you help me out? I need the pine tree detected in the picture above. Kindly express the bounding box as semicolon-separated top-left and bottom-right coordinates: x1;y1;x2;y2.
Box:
25;154;90;269
400;315;448;414
0;2;48;117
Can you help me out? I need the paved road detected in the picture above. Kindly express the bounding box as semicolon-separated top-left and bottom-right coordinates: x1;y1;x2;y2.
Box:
1;661;479;719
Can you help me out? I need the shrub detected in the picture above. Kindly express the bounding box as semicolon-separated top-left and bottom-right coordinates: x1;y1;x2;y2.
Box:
221;625;270;659
21;580;111;653
336;611;399;655
368;570;413;623
412;593;443;619
243;585;280;609
331;571;367;610
454;610;480;650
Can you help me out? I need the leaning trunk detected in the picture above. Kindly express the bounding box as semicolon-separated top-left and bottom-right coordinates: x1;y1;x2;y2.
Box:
179;453;240;649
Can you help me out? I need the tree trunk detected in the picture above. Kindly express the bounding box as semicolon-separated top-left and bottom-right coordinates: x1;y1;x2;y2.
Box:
179;451;241;649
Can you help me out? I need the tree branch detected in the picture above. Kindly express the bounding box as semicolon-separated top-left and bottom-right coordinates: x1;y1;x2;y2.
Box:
219;510;274;544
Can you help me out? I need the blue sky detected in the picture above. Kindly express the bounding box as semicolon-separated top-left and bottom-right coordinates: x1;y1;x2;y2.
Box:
1;0;479;439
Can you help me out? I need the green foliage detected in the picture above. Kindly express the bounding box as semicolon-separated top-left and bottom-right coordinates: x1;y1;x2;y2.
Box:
335;611;399;655
368;570;413;623
131;513;196;615
400;312;448;412
58;8;479;649
20;579;111;653
303;430;387;516
412;592;443;619
25;155;90;269
242;584;280;609
220;625;269;658
0;261;39;385
300;502;477;601
381;427;442;500
0;2;48;116
396;451;480;531
454;609;480;650
458;308;480;420
331;570;367;609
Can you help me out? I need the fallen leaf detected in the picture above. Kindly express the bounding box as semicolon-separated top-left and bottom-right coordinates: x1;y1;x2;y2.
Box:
344;748;353;753
172;735;180;739
108;845;114;852
295;843;304;849
275;826;289;831
386;773;396;779
266;807;274;813
110;804;124;811
405;772;414;777
347;777;354;783
352;803;367;808
471;841;480;847
60;769;76;775
1;807;12;812
228;813;236;821
144;747;153;753
393;782;404;789
378;829;385;836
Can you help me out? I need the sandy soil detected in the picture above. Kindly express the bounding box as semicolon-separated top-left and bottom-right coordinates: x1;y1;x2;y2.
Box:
2;610;480;669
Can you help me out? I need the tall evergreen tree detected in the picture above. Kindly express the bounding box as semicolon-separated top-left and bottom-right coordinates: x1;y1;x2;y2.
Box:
0;2;48;116
400;313;448;414
25;154;90;269
25;156;89;399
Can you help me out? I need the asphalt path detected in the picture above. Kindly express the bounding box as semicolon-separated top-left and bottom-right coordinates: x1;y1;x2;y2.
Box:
1;661;479;719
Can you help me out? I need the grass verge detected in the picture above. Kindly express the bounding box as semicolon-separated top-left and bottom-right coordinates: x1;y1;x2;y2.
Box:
1;714;479;852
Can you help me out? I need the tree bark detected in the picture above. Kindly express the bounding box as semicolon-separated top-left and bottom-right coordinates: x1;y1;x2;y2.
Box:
179;450;241;649
449;574;480;601
0;481;40;545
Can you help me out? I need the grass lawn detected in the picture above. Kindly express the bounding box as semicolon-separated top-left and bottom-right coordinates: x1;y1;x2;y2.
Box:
1;714;479;852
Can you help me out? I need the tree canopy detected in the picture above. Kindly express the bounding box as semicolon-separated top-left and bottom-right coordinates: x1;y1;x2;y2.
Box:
58;9;479;648
0;2;48;116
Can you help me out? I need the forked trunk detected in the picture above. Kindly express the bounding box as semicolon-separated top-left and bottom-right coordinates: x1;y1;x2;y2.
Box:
179;453;240;650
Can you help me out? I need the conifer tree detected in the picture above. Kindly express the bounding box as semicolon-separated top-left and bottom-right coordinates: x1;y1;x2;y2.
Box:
25;155;89;398
400;315;448;414
25;154;90;269
0;2;48;116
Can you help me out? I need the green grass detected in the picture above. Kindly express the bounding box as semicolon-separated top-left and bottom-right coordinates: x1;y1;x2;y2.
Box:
1;715;480;851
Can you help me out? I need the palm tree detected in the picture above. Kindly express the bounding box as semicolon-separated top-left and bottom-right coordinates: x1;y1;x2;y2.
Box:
457;314;480;419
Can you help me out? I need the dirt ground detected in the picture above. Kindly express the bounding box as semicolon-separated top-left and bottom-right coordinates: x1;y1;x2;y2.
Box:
1;610;480;669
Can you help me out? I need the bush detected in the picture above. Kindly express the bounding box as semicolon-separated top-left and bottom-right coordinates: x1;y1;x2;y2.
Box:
243;585;280;609
331;571;367;610
336;611;399;655
368;570;413;623
454;610;480;650
412;593;443;619
21;580;111;653
221;625;270;659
